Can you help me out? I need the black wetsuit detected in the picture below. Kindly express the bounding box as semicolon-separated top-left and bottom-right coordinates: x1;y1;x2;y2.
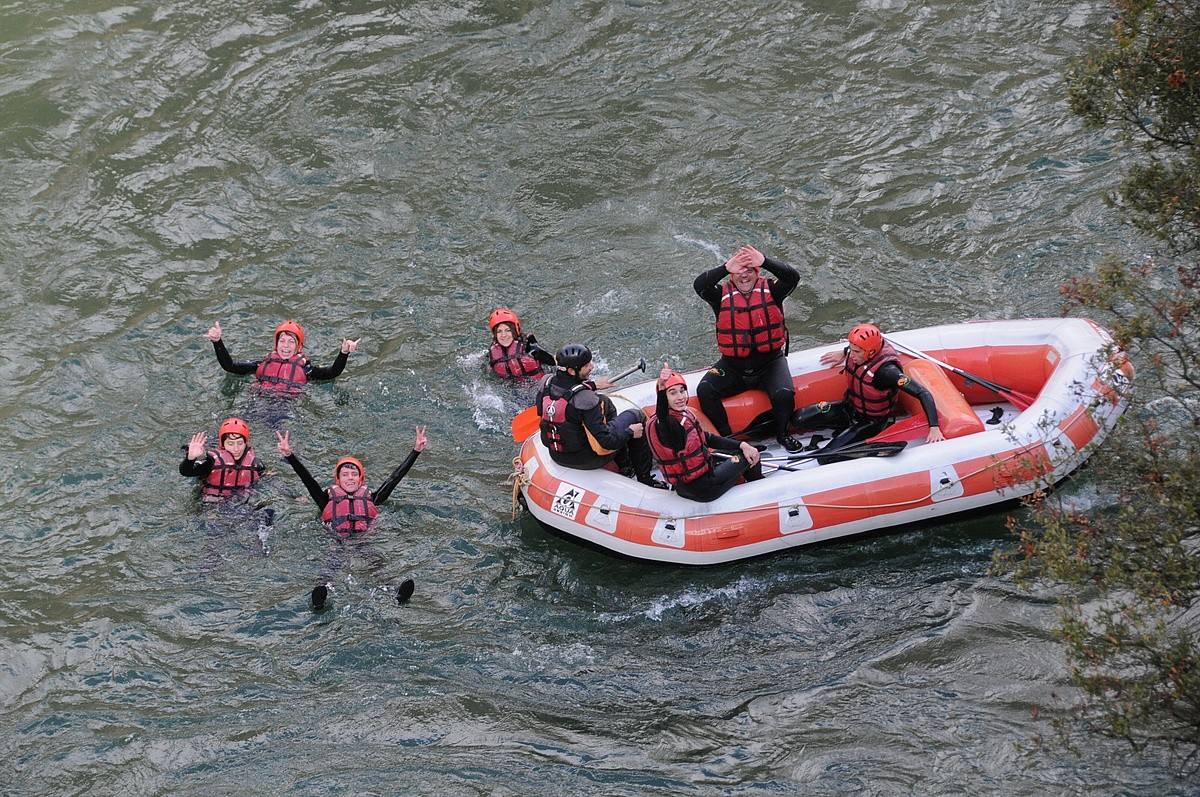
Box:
793;359;940;461
535;371;655;483
282;450;421;513
212;340;348;382
693;256;801;439
652;389;764;502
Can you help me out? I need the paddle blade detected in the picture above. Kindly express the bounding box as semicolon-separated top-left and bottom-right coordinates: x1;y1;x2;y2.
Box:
868;415;928;443
510;405;540;443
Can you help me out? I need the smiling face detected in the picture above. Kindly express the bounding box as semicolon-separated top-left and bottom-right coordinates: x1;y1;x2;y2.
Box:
221;433;247;459
666;384;689;413
336;463;362;492
493;322;515;347
730;266;760;293
275;331;299;358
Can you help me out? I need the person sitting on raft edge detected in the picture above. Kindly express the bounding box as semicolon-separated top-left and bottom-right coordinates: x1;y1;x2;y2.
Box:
275;427;426;609
205;319;359;395
693;244;806;452
647;362;764;502
793;323;945;462
180;417;266;503
486;307;555;380
535;343;666;489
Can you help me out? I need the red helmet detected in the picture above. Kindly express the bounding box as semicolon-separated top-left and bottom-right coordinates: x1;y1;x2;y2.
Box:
218;417;250;444
487;307;521;336
334;456;365;483
275;319;305;349
661;371;687;391
847;323;884;359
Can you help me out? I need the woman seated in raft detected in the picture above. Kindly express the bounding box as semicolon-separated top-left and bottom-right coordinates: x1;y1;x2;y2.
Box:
647;362;765;502
206;319;359;395
485;307;555;380
794;323;944;462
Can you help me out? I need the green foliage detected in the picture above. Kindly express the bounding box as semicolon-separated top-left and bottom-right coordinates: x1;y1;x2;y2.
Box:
999;0;1200;772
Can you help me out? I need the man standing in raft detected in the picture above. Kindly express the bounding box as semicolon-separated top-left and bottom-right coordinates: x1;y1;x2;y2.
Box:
275;427;427;610
794;323;945;458
206;319;359;395
535;343;664;488
486;307;555;380
647;363;764;502
693;244;805;452
180;417;266;504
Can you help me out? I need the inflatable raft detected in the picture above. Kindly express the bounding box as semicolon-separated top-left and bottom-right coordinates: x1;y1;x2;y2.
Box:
512;318;1132;565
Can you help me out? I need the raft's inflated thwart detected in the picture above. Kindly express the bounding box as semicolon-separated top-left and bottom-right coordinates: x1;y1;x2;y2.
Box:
512;318;1132;565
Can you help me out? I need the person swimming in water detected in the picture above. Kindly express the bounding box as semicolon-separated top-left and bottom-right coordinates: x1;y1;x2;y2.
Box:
206;319;359;396
275;427;427;610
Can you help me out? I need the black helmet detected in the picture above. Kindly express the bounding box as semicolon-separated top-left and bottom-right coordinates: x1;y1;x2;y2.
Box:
556;343;592;370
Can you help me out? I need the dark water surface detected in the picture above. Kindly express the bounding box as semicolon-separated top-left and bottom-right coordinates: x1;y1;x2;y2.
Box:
1;1;1186;794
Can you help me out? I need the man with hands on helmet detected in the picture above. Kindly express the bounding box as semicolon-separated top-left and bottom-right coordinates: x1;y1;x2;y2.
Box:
205;319;360;394
535;343;664;488
792;323;945;461
693;244;805;452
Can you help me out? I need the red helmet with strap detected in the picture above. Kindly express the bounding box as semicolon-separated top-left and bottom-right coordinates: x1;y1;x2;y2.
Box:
487;307;521;336
661;370;687;391
334;456;365;482
848;323;884;359
275;319;305;349
218;417;250;444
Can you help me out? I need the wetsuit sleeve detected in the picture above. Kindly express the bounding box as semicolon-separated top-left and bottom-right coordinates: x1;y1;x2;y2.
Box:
283;453;329;509
761;255;800;305
704;433;743;454
212;339;260;375
371;449;420;506
653;389;687;450
575;392;631;450
693;265;729;315
305;351;348;381
179;454;214;478
525;336;557;367
876;363;940;428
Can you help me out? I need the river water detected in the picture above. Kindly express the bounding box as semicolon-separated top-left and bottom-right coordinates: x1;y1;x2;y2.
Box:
1;1;1187;794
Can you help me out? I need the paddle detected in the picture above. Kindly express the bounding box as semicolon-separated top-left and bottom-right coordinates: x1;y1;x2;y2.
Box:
766;439;908;462
887;338;1036;410
508;358;648;442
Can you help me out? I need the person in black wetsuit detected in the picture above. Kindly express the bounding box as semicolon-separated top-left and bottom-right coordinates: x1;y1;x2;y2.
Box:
694;245;805;452
485;307;556;380
179;417;267;504
646;363;764;502
535;343;664;488
205;319;359;395
275;427;426;609
794;323;945;462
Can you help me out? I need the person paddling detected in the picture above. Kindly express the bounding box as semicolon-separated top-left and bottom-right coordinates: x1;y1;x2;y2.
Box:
275;427;427;609
793;323;945;461
535;343;664;488
486;307;555;380
206;319;359;395
180;417;266;504
647;363;764;501
694;244;805;452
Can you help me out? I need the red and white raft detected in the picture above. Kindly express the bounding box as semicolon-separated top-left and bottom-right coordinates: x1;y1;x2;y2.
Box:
513;318;1132;565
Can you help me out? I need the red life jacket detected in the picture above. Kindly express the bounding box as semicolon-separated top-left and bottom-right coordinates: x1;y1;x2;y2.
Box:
489;340;542;378
538;377;590;454
321;485;379;536
201;448;260;502
715;278;787;359
845;342;901;418
647;409;712;485
255;353;308;393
